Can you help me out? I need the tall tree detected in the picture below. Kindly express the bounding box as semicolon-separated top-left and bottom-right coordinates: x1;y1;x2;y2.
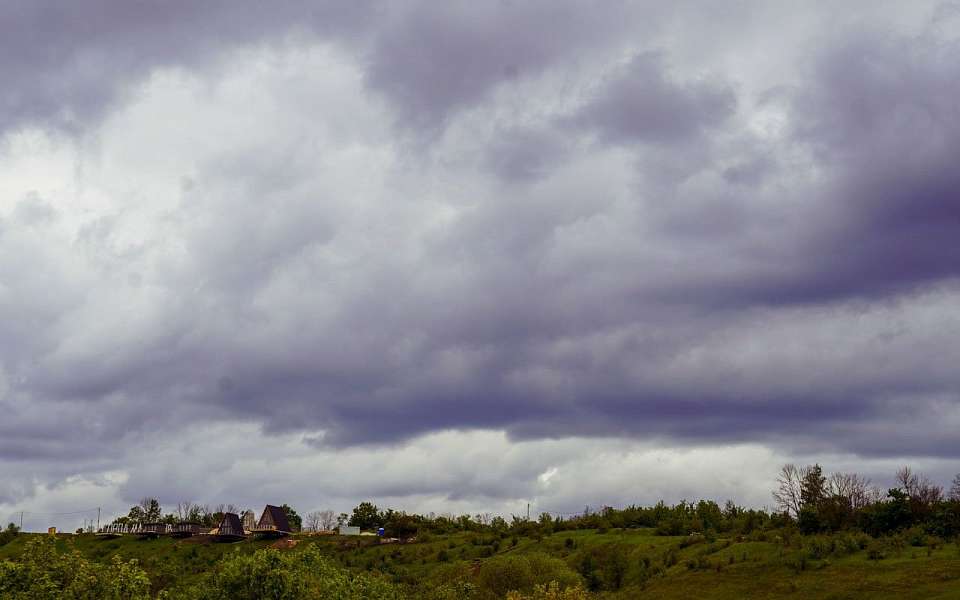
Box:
827;472;874;510
304;511;322;532
950;473;960;502
772;464;803;517
176;501;197;522
137;497;162;523
318;509;336;531
349;502;383;530
896;466;943;504
800;464;826;509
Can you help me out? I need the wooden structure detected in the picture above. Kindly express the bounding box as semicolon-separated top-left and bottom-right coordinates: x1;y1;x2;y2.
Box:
214;513;246;541
242;510;256;532
252;505;291;537
170;522;203;538
139;523;166;538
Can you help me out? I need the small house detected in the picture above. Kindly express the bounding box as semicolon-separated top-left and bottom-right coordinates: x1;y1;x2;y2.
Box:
254;505;291;537
215;513;246;541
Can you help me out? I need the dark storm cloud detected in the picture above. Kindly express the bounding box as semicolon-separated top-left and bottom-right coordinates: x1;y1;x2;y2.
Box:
661;28;960;309
785;31;960;299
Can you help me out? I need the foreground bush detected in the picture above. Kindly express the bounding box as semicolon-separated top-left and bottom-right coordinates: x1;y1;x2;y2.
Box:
172;545;403;600
476;553;581;599
506;582;589;600
0;536;150;600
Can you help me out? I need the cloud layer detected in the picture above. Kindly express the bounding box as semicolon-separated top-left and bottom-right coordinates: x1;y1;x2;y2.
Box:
2;1;960;523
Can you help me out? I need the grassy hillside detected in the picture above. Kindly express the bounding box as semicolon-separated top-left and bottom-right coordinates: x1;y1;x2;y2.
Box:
2;527;959;598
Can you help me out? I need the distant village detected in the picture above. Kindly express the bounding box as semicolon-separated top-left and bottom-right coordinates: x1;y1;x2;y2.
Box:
94;503;368;542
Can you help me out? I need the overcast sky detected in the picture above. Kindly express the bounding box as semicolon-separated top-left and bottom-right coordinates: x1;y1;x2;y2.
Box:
3;1;960;531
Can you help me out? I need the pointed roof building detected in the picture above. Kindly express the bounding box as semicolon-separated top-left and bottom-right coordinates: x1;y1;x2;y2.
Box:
256;505;291;533
217;512;245;538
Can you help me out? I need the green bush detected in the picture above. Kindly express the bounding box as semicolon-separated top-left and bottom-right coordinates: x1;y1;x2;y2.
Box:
0;523;19;547
0;536;151;600
476;553;580;599
576;543;630;591
177;545;402;600
866;539;887;561
506;581;589;600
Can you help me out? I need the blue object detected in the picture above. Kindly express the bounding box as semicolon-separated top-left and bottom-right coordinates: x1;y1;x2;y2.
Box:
377;527;385;536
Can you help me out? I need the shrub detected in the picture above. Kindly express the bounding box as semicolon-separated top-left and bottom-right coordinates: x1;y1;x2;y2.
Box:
506;582;589;600
902;526;928;547
576;543;630;591
866;539;886;561
0;536;151;600
476;553;579;599
185;545;402;600
0;524;19;548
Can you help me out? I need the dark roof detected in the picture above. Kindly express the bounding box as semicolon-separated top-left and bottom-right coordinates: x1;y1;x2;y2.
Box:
218;512;244;537
257;505;291;532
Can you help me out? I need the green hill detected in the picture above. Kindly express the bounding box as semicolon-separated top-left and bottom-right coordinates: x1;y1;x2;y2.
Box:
2;527;959;598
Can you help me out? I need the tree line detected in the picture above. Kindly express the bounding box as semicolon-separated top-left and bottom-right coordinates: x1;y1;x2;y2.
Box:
338;465;960;540
93;465;960;541
772;464;960;537
109;498;302;532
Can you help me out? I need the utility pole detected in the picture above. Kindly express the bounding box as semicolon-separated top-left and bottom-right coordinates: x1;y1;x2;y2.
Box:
526;503;530;521
97;507;101;530
19;511;23;531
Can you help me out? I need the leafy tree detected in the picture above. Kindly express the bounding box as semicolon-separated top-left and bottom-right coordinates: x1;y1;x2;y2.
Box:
858;489;914;535
126;497;162;526
140;497;163;522
280;504;302;532
800;464;827;509
383;512;419;538
349;502;383;530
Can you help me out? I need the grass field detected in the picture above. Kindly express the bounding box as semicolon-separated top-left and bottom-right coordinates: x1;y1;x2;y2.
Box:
2;527;960;598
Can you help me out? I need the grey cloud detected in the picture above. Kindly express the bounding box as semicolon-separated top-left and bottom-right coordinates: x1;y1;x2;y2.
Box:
568;52;736;145
483;126;571;183
363;1;641;131
12;193;58;226
748;29;960;304
0;0;376;137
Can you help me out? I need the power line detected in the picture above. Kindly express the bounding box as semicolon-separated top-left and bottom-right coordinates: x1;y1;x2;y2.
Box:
12;507;101;517
4;507;103;532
